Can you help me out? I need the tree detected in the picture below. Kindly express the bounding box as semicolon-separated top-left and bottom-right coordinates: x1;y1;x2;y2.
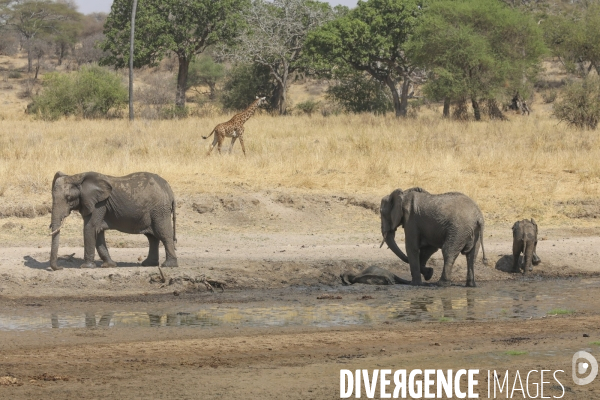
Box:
305;0;424;117
221;0;333;114
187;55;225;100
409;0;546;120
5;0;80;72
543;5;600;76
326;70;393;114
220;62;277;111
101;0;248;108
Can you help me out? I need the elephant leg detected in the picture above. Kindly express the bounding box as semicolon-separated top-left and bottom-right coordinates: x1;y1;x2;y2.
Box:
465;235;480;287
419;246;437;281
438;246;460;287
532;242;541;266
230;136;238;153
153;224;178;267
96;230;117;268
142;234;160;266
80;216;97;269
512;240;522;273
406;243;423;285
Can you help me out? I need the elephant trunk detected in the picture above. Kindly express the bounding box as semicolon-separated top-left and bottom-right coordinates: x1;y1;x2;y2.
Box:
384;230;409;263
49;214;63;271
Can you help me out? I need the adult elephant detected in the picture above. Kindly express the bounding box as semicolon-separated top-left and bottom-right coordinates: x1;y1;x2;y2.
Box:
49;171;178;271
380;187;487;287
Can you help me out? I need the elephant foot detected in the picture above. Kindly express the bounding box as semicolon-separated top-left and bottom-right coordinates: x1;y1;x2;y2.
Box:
532;256;541;266
141;258;159;267
161;258;179;268
436;279;451;287
466;280;476;287
101;261;117;268
80;261;96;269
49;265;63;271
422;267;434;281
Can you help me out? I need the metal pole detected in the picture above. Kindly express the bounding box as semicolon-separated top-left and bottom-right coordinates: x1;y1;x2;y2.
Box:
129;0;138;121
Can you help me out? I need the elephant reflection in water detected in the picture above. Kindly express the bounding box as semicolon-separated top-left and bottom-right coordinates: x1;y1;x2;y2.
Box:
50;313;113;328
394;291;476;322
148;313;220;327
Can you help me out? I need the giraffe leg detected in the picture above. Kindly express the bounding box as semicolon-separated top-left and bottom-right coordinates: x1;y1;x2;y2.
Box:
239;135;247;157
217;136;223;154
207;134;218;156
230;136;238;154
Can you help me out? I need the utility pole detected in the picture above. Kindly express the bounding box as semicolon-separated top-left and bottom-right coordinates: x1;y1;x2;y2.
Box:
129;0;138;121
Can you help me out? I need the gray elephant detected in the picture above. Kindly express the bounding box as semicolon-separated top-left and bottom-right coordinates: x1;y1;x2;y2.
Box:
49;171;178;271
380;187;487;287
512;219;541;273
340;266;410;285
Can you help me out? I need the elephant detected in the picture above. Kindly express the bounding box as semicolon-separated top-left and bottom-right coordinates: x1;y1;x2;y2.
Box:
340;265;411;285
380;187;487;287
49;171;178;271
512;219;541;273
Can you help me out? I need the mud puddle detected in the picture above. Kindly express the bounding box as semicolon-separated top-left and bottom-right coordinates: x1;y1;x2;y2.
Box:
0;278;597;331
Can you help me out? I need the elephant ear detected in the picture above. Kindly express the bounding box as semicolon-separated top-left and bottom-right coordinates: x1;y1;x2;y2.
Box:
530;218;537;232
390;189;405;230
79;173;112;216
52;171;67;189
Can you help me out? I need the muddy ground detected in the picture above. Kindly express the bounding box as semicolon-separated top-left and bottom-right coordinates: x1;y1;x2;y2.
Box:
1;191;600;398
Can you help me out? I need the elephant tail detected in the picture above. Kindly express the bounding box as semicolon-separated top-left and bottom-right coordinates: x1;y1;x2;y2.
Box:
172;199;177;248
202;129;215;140
478;218;488;266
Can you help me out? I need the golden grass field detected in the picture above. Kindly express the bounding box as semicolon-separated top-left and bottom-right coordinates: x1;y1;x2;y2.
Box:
0;105;598;227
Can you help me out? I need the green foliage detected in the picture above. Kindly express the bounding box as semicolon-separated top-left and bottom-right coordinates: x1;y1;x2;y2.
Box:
29;65;127;120
101;0;249;106
305;0;424;117
187;55;225;100
505;350;528;356
410;0;546;113
220;63;276;112
547;308;574;315
326;72;393;114
553;77;600;130
295;99;321;116
542;5;600;76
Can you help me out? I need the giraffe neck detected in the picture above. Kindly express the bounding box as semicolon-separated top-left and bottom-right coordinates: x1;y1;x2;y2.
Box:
236;99;261;124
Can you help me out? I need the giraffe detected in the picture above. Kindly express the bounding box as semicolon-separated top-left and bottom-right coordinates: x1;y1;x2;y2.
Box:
202;96;266;156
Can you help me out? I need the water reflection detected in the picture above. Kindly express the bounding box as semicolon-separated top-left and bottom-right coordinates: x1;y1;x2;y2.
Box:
0;278;596;332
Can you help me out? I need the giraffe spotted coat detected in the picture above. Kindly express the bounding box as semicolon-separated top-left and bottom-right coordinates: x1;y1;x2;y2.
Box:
203;97;266;156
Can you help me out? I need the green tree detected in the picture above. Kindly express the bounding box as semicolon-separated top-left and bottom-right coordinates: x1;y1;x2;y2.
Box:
101;0;248;107
305;0;424;117
221;62;277;111
326;71;393;114
543;5;600;76
222;0;333;114
187;55;225;100
409;0;546;120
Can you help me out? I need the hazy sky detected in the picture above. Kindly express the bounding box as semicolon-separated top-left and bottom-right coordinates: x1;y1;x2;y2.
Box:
74;0;358;15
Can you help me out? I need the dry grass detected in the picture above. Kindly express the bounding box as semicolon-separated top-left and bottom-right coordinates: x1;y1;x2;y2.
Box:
0;108;599;226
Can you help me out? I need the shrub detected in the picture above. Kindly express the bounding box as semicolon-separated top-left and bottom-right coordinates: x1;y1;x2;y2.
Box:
28;65;127;120
326;72;393;115
221;63;276;112
159;105;189;120
8;71;22;79
542;89;557;104
553;77;600;130
296;100;321;116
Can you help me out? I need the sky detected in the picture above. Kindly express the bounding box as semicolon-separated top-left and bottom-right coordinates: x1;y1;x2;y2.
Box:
74;0;358;15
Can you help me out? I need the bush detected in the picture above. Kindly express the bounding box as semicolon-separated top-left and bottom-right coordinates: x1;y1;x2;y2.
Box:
28;65;127;120
542;89;557;104
296;100;321;116
159;105;189;120
553;77;600;129
221;63;276;112
326;72;393;115
8;71;22;79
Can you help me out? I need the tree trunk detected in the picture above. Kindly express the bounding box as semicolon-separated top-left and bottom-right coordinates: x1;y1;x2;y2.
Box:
384;75;403;118
399;78;410;117
443;98;450;118
273;82;287;115
175;56;190;108
26;39;32;73
471;97;481;121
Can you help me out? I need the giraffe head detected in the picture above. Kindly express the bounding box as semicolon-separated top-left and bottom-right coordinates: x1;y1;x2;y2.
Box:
255;96;267;106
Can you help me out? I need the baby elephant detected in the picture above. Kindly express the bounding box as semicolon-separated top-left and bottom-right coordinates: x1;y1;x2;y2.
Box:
512;219;541;273
341;266;410;285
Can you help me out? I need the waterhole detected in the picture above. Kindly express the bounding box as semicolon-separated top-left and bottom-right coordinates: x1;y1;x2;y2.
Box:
0;278;597;331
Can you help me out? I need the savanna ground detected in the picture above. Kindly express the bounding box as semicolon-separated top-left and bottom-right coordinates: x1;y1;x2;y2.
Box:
1;56;600;397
